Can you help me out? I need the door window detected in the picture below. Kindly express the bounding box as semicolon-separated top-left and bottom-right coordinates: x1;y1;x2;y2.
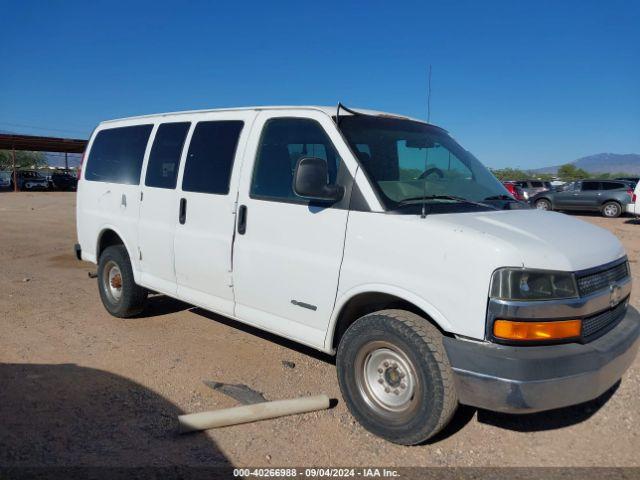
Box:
251;118;341;201
581;181;600;191
182;121;244;194
145;122;190;189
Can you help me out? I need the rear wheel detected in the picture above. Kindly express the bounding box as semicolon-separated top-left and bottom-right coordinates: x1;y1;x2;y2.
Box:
602;201;621;218
336;309;458;445
98;245;147;317
535;198;552;211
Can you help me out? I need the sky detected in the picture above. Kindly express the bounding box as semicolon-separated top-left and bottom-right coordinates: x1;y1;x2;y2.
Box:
1;0;638;169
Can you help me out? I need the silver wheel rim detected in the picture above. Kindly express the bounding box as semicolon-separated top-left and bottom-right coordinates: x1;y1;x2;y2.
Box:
536;200;550;210
604;204;618;217
355;341;420;422
102;260;123;303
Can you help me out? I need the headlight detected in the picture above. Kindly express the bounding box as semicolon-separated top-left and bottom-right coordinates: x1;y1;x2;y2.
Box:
490;268;578;301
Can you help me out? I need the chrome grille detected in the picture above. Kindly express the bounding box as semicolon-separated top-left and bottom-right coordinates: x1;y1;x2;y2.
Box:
582;300;627;340
576;261;629;297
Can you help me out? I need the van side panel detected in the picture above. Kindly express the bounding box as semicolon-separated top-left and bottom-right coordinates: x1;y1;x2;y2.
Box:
137;122;192;295
76;121;155;278
172;111;257;317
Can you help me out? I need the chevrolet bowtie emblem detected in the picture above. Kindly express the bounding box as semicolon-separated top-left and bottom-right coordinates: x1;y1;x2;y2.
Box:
609;283;622;308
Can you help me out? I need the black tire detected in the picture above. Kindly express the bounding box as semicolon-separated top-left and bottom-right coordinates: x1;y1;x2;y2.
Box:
336;309;458;445
601;201;622;218
535;198;552;211
97;245;147;318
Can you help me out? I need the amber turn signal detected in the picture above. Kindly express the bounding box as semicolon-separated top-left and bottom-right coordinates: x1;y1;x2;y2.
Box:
493;319;581;341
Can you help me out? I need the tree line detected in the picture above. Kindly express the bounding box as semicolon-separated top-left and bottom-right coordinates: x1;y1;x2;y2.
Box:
490;164;636;182
0;150;47;171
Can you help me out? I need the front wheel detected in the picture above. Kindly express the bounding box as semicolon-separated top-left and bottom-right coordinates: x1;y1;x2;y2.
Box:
336;310;458;445
535;198;552;211
602;201;622;218
98;245;147;317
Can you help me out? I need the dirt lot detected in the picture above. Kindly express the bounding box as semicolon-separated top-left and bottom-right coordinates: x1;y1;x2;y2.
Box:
1;192;639;468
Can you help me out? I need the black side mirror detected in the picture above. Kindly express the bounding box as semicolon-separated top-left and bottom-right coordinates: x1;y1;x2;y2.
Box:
293;157;344;202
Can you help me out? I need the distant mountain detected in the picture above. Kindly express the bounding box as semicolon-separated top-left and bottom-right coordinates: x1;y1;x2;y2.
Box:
533;153;640;175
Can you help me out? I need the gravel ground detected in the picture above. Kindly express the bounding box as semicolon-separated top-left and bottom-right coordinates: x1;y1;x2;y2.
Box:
0;192;638;468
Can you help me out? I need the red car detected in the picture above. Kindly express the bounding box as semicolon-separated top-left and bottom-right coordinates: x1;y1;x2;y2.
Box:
502;182;526;201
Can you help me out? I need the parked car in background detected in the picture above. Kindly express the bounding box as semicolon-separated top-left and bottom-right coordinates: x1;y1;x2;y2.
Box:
531;179;634;217
51;169;78;191
76;106;639;445
13;170;49;191
512;179;550;199
43;172;54;190
0;171;11;190
502;181;526;201
626;182;640;217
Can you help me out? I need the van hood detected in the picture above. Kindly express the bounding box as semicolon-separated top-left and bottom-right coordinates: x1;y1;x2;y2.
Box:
431;209;625;271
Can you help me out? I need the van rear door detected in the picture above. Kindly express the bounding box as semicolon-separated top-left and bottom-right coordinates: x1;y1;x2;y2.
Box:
173;112;254;316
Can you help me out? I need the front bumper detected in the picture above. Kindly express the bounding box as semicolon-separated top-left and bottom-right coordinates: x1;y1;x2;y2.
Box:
444;306;640;413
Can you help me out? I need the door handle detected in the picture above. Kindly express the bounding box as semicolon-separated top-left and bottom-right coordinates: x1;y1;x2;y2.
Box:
179;198;187;225
237;205;247;235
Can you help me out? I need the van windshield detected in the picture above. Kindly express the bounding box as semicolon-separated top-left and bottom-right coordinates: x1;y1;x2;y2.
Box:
338;115;511;212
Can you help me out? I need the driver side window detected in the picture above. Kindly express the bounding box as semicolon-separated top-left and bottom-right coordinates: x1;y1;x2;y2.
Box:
250;118;341;201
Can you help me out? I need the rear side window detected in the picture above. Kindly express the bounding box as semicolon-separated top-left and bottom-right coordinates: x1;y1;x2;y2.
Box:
530;181;543;188
182;121;244;194
85;125;153;184
251;118;341;200
582;181;600;191
601;181;625;190
145;122;190;189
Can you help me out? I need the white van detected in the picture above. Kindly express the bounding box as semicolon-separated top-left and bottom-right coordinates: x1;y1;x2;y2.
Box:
76;106;639;444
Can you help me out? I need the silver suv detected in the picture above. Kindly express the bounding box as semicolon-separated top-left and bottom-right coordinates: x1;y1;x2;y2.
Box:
531;180;634;217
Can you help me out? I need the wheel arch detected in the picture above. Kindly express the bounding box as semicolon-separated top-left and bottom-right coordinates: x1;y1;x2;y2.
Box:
601;198;622;208
535;196;553;208
325;285;453;352
95;226;140;281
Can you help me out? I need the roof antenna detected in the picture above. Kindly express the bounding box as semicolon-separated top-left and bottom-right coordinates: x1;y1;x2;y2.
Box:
421;65;433;219
427;65;432;123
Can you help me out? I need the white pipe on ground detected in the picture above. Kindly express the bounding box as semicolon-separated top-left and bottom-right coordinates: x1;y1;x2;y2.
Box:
178;394;331;433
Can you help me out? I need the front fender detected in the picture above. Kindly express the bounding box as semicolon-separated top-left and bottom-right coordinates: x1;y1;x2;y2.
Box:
324;283;454;352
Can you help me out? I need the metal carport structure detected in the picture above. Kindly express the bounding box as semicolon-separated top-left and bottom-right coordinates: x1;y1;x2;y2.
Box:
0;133;87;192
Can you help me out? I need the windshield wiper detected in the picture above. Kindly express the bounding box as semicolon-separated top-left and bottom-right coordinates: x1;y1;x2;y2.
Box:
483;194;517;201
396;195;495;209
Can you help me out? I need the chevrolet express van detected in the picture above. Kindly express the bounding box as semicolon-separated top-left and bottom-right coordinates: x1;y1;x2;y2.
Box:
76;106;640;444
